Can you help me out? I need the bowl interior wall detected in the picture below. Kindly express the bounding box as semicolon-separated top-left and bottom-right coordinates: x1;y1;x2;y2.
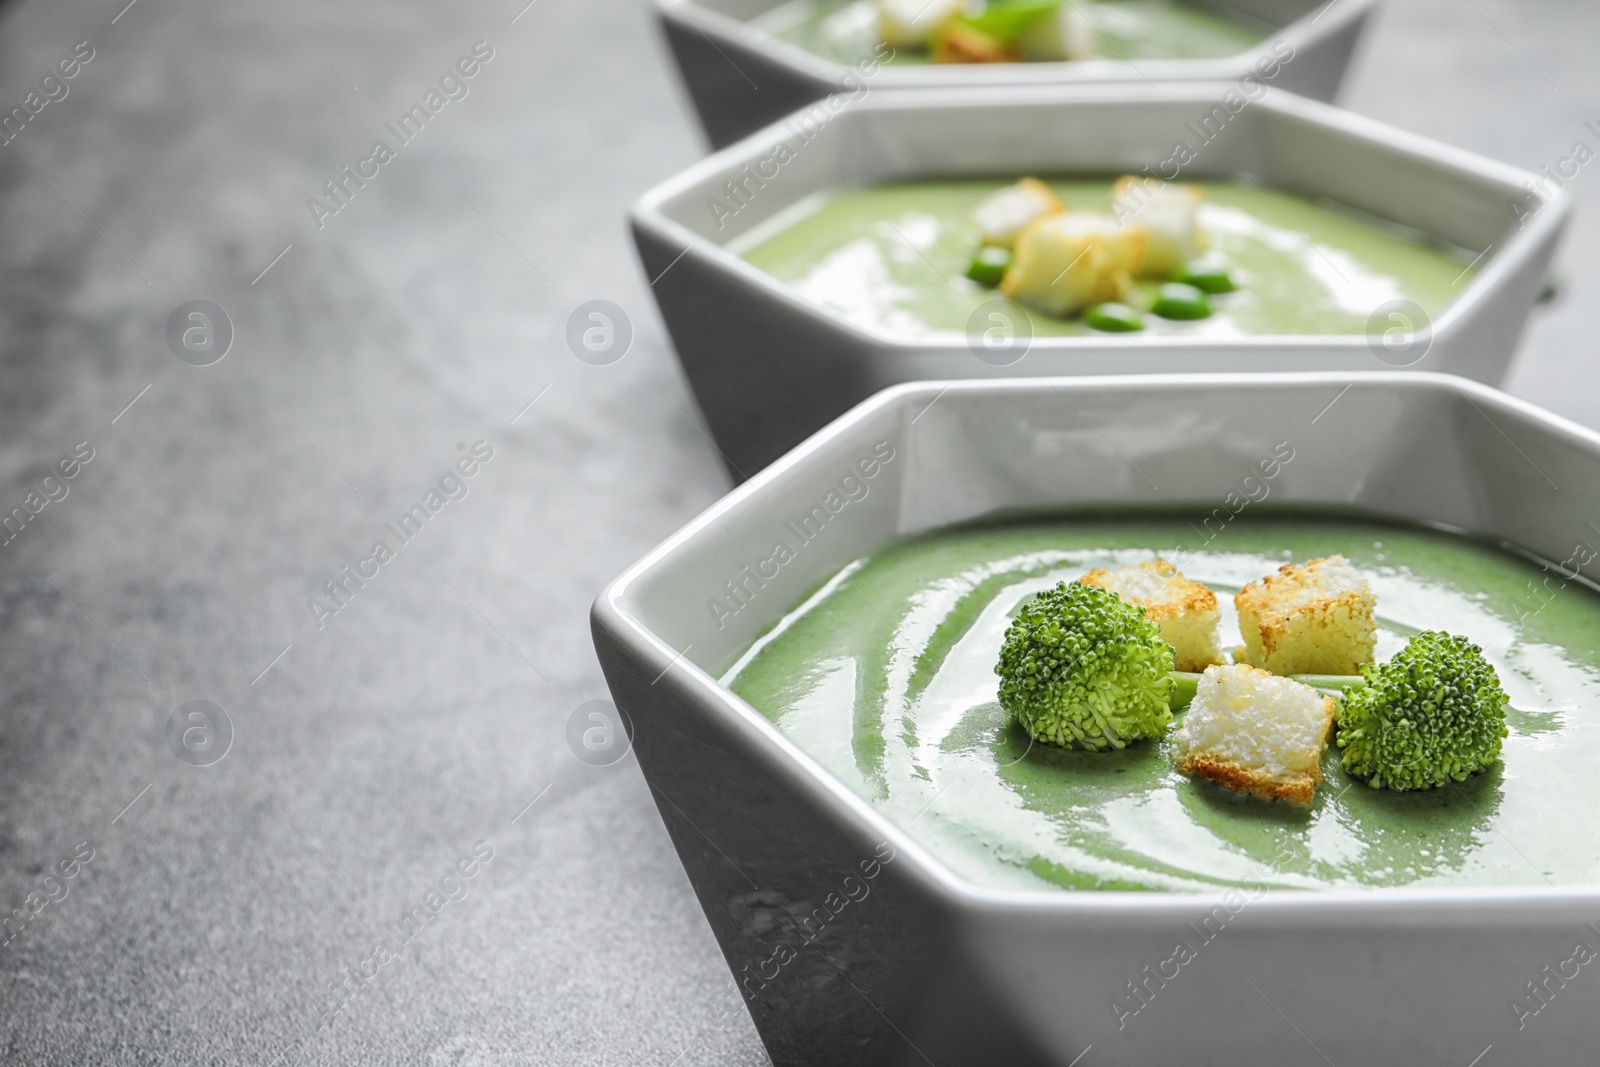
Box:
655;94;1537;264
619;377;1596;679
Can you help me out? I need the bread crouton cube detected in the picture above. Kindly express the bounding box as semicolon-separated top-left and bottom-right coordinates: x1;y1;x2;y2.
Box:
878;0;962;49
1109;176;1207;278
1080;559;1224;672
1234;554;1376;676
970;178;1065;251
1018;2;1099;61
999;213;1142;317
1173;664;1335;806
932;21;1020;64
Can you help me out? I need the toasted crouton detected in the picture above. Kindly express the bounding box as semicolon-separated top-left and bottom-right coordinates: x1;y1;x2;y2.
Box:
1018;2;1099;61
999;213;1142;316
931;21;1020;64
970;178;1066;251
1173;664;1335;805
1109;176;1207;278
1235;554;1377;676
878;0;962;48
1080;560;1224;672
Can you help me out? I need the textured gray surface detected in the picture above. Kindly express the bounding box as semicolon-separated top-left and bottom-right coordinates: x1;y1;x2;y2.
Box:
0;0;1593;1063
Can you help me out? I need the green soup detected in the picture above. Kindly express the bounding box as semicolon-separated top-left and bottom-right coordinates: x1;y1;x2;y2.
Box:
735;180;1475;337
749;0;1264;66
723;514;1600;892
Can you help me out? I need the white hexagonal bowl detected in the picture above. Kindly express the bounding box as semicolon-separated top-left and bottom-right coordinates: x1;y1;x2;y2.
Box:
659;0;1378;146
632;84;1569;477
594;372;1600;1066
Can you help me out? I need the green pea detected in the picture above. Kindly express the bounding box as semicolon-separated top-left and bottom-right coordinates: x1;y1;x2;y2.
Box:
966;246;1012;288
1175;258;1237;294
1084;302;1144;332
1150;282;1212;321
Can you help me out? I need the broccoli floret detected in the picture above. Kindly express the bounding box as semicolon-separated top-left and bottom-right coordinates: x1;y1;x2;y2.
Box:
1336;631;1509;790
995;580;1174;750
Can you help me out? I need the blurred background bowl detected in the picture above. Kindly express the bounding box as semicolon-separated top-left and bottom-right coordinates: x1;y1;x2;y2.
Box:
658;0;1377;147
632;84;1569;478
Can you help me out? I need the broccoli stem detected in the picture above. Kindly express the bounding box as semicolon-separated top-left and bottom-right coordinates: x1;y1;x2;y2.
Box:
1167;671;1365;711
1290;674;1371;698
1168;671;1199;711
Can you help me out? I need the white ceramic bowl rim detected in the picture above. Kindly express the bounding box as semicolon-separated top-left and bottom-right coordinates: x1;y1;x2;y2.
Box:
655;0;1377;87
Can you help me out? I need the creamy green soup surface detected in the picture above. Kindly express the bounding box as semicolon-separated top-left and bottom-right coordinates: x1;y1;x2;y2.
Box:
735;179;1475;338
750;0;1264;65
723;514;1600;893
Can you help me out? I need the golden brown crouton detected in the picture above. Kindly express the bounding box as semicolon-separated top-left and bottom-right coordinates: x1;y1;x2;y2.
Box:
999;213;1142;317
969;178;1066;251
1173;664;1336;806
1080;560;1224;672
931;21;1019;63
878;0;962;48
1234;554;1376;676
1109;176;1208;278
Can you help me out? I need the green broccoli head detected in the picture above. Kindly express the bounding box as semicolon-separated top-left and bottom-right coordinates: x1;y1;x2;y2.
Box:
1336;631;1509;790
995;580;1174;751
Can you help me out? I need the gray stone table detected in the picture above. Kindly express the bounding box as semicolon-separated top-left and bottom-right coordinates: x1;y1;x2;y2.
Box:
0;0;1594;1063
